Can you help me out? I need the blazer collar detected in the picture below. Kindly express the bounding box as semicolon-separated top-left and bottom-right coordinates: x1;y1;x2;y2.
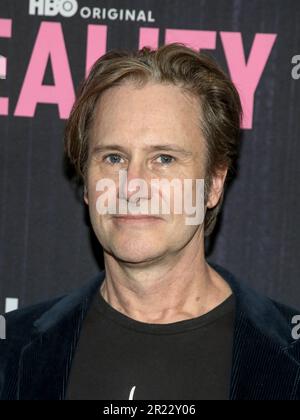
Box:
18;263;300;400
17;272;105;400
208;262;300;400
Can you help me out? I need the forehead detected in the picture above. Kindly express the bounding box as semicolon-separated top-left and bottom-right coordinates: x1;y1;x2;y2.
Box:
90;82;203;146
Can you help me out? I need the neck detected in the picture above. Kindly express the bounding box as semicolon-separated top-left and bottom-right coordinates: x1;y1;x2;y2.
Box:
100;233;232;324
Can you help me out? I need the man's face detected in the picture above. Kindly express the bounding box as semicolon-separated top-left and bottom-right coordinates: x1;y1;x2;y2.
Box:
84;82;208;265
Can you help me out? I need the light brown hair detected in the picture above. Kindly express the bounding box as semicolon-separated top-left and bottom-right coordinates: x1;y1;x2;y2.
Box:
64;43;242;236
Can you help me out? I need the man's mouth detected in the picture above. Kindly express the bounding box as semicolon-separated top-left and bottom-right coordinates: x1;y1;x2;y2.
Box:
113;215;164;223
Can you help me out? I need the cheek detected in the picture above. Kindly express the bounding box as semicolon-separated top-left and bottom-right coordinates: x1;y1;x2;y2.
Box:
85;182;104;218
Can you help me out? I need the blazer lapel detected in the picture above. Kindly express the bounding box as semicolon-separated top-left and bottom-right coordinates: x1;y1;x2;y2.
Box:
229;310;300;400
17;272;104;400
209;262;300;401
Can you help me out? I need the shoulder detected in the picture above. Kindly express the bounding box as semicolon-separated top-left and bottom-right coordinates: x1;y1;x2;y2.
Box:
0;296;63;350
210;261;300;361
271;299;300;342
0;296;64;396
0;272;103;371
0;272;103;400
271;299;300;321
1;297;63;341
239;284;300;350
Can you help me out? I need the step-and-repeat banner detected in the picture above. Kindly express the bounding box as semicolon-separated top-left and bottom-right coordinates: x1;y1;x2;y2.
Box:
0;0;300;313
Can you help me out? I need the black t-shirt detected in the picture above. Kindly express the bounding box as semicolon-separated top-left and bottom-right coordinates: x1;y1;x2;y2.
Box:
66;289;236;400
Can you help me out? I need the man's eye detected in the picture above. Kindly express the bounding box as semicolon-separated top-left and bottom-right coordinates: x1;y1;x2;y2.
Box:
104;154;124;165
155;155;176;165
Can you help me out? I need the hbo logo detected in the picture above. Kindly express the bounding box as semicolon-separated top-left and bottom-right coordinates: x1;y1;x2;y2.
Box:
29;0;78;17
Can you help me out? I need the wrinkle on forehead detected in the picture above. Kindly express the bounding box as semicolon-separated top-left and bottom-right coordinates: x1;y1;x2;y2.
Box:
92;82;203;136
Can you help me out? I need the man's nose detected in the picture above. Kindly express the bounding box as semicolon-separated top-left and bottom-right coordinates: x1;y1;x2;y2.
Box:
119;160;150;201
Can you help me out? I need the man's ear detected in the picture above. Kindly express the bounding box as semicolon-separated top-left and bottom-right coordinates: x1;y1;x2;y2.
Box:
206;167;228;209
83;185;89;205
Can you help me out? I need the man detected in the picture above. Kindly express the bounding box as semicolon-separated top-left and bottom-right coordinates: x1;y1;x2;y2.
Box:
1;43;300;400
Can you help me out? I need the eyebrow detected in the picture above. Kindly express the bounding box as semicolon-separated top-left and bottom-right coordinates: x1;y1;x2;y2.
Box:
91;143;193;157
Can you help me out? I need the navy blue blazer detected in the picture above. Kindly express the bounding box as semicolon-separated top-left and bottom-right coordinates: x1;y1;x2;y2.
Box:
1;262;300;400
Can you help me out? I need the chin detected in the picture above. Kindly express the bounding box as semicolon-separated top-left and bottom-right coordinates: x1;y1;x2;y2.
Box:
110;238;165;264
